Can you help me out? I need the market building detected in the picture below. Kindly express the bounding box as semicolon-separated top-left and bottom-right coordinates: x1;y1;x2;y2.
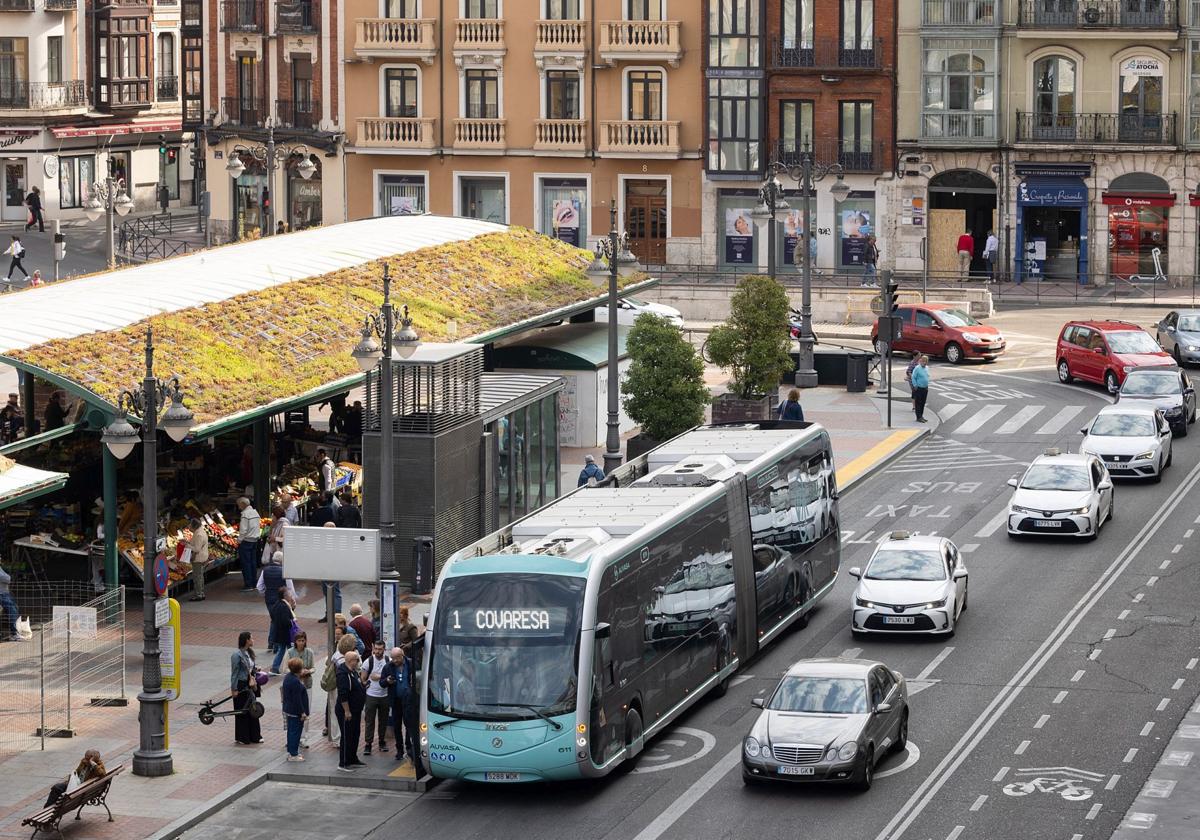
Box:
893;0;1199;284
339;0;704;264
702;0;898;273
199;0;346;241
0;0;193;220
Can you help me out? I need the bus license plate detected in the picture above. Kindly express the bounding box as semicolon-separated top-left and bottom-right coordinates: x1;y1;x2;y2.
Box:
484;772;522;782
1035;520;1062;528
778;766;815;776
883;616;915;625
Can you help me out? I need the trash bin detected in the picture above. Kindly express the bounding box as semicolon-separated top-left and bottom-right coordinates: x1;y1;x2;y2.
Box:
413;536;435;595
846;353;870;393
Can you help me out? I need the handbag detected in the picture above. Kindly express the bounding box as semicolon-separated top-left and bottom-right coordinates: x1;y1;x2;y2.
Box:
288;617;301;644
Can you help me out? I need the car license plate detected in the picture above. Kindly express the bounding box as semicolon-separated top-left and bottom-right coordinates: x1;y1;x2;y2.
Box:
1035;519;1062;528
484;772;522;782
883;616;915;625
777;765;816;776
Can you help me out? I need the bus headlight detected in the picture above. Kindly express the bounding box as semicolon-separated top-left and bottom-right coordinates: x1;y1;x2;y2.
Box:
745;737;761;757
577;737;588;748
420;735;429;746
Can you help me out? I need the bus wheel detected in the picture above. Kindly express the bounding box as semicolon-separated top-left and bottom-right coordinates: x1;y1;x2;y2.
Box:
711;637;733;698
620;709;644;771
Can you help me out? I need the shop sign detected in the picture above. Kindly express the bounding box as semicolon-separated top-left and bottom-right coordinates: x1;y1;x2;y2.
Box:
1121;57;1164;78
0;129;38;149
1018;180;1087;206
725;207;755;264
292;181;321;200
1014;163;1091;178
1101;193;1176;207
1190;194;1200;207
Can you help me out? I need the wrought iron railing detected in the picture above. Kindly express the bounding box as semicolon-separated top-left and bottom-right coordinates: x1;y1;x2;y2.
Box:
774;139;886;173
276;97;319;130
156;75;177;101
0;80;87;108
921;0;996;24
1016;111;1178;145
772;37;883;70
222;95;265;126
1017;0;1177;27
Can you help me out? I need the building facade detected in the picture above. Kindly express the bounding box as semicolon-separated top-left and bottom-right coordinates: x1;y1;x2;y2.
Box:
1;0;192;222
897;0;1200;283
200;0;346;241
340;0;704;265
703;0;898;272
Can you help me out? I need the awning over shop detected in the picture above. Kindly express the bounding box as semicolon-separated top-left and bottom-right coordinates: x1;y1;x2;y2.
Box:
49;119;183;139
0;456;69;511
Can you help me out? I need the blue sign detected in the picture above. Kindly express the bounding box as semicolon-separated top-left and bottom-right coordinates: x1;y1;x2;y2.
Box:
1018;178;1087;206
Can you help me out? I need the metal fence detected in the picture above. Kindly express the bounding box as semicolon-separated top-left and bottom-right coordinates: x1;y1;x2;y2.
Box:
0;586;126;752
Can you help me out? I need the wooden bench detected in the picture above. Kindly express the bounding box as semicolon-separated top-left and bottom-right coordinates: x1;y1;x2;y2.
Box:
21;764;124;840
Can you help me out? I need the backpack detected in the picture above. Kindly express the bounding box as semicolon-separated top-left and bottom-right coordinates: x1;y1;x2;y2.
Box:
320;660;337;693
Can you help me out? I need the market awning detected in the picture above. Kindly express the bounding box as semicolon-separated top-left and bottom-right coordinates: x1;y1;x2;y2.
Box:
0;423;81;456
49;119;183;140
0;456;69;511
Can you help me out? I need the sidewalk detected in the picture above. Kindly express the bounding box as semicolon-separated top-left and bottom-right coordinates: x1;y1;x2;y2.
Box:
1110;692;1200;838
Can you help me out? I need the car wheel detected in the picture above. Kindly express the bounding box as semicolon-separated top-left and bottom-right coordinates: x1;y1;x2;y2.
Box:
855;748;874;792
1166;446;1174;467
874;338;886;356
1105;371;1119;394
1152;460;1164;483
945;342;964;365
1057;360;1073;384
1106;497;1114;523
893;711;909;754
1179;422;1189;438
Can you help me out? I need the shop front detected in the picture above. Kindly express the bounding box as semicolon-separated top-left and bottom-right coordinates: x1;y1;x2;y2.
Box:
1103;173;1174;281
1014;163;1090;284
234;156;267;240
538;177;588;248
287;155;322;231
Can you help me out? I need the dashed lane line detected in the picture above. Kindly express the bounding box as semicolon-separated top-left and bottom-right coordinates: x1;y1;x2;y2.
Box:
1141;722;1156;737
969;795;987;812
1089;650;1102;661
1124;748;1139;763
1173;678;1186;690
1161;560;1172;570
1119;610;1130;620
1187;659;1198;671
1053;691;1069;705
1086;804;1102;821
915;647;955;683
1071;670;1086;682
1133;593;1145;603
1172;544;1183;554
1148;576;1159;587
945;826;965;840
975;509;1009;539
1014;740;1030;756
1034;715;1049;729
992;767;1010;783
1157;699;1170;712
1104;628;1116;641
1107;775;1121;791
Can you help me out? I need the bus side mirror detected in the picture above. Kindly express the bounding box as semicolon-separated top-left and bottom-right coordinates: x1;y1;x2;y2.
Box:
595;622;611;639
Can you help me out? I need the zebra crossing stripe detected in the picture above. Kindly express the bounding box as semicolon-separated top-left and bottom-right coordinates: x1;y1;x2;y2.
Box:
1035;405;1086;435
994;405;1045;435
938;404;966;421
952;405;1005;435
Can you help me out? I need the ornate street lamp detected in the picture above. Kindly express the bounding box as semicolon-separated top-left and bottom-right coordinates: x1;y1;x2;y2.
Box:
225;120;314;236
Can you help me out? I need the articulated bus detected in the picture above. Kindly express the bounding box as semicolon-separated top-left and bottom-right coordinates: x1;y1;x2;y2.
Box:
419;422;840;782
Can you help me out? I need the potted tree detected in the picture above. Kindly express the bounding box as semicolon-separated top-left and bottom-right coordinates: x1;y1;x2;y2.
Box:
705;274;793;423
622;312;711;460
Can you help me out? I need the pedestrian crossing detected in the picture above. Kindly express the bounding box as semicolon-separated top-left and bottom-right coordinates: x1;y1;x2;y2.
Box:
936;402;1094;437
887;437;1020;474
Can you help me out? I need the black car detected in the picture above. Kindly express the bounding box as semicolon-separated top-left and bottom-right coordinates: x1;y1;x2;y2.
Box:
1115;365;1198;436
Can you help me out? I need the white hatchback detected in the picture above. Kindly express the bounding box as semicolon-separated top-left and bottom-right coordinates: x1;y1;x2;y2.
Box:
850;532;968;638
1006;450;1114;539
593;296;684;328
1079;405;1173;483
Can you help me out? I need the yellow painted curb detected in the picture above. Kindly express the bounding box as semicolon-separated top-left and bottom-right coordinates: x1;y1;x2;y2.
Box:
388;763;417;779
836;428;923;488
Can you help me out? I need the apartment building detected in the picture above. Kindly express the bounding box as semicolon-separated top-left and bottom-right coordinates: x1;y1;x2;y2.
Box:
1;0;190;222
897;0;1199;282
200;0;345;240
341;0;704;264
704;0;897;273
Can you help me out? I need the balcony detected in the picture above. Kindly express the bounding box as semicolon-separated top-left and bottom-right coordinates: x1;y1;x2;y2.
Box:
772;38;883;71
598;20;682;66
0;80;88;109
222;95;266;126
101;79;151;109
156;75;177;101
922;112;996;141
1016;111;1178;145
354;18;437;62
775;139;885;174
356;116;437;149
1017;0;1177;29
276;0;315;32
220;0;264;32
44;0;77;10
598;120;680;156
276;98;319;131
0;0;34;10
454;18;505;53
534;118;587;152
922;0;996;25
1194;0;1200;25
453;117;506;150
535;19;587;54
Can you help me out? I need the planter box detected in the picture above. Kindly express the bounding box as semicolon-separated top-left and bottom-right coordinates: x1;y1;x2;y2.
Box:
625;433;662;462
712;394;773;424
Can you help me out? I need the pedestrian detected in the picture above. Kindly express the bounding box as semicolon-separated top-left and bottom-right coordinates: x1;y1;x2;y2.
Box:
345;401;364;441
577;453;605;487
29;269;43;288
316;448;335;494
777;388;805;422
285;631;315;748
269;588;296;674
336;613;366;656
983;230;998;282
265;504;288;558
368;598;381;642
309;491;336;528
236;497;261;591
43;390;68;431
383;646;421;772
911;354;931;423
0;393;22;443
44;750;105;806
348;603;376;648
231;631;264;745
361;639;390;755
324;631;357;743
24;187;44;233
860;235;879;287
956;229;974;280
281;657;309;761
3;236;28;286
808;231;818;270
396;605;421;658
335;650;367;770
905;356;920;411
187;516;210;601
258;552;296;656
0;560;21;642
335;491;361;529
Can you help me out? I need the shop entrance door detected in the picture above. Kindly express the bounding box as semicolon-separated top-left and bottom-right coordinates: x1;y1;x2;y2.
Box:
3;160;27;222
1024;207;1081;281
625;180;667;265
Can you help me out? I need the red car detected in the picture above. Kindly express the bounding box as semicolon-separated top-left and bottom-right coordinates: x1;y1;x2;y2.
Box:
871;303;1006;364
1056;320;1174;393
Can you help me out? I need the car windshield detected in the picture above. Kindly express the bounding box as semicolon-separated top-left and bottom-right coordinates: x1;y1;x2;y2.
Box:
936;309;980;328
1121;373;1178;397
1106;331;1160;354
1180;316;1200;331
1090;414;1157;437
767;676;868;714
865;549;946;581
1020;464;1091;491
663;553;735;595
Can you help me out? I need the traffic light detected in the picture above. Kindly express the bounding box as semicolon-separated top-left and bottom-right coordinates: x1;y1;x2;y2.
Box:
166;148;177;164
884;276;900;316
261;187;270;210
157;134;166;156
54;232;66;262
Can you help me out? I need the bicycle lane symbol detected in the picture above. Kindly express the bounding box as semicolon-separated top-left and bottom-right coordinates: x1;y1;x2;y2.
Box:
1001;767;1105;801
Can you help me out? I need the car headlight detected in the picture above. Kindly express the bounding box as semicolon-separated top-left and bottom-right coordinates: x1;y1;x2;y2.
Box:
855;597;875;608
745;737;760;757
1123;366;1137;373
1134;451;1155;461
1188;344;1200;352
838;742;858;761
922;598;948;610
1165;406;1183;415
761;745;772;760
962;332;982;343
1069;506;1090;515
1011;505;1037;515
824;746;839;762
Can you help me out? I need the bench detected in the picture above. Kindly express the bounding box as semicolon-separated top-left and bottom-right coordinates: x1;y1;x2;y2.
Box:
22;764;124;840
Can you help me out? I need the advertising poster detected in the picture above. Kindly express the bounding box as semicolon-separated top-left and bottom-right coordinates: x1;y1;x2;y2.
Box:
551;198;581;246
390;195;417;216
725;208;755;264
783;209;805;266
840;209;871;265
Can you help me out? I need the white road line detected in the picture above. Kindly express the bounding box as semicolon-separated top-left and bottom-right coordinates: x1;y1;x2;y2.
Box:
1186;529;1194;539
730;675;755;687
1187;658;1198;671
938;404;966;421
992;766;1010;782
1071;670;1086;682
1157;699;1170;712
1086;804;1102;821
1134;593;1145;603
994;405;1044;435
1124;748;1139;763
1071;834;1084;840
1174;678;1186;690
1035;405;1085;435
945;827;965;840
953;404;1005;435
841;648;863;660
916;647;956;682
1161;560;1172;570
1104;628;1116;641
1172;544;1183;554
1148;576;1159;587
1141;722;1155;736
1119;609;1130;620
1089;650;1102;661
1194;513;1200;524
1014;740;1030;755
1053;691;1069;704
1107;775;1121;791
1034;715;1049;729
959;543;980;553
629;744;742;840
969;795;987;812
975;508;1009;539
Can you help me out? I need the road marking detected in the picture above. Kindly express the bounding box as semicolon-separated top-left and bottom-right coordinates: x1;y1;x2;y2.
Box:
938;404;966;421
1053;691;1068;705
1147;576;1159;587
876;742;922;779
945;827;964;840
959;543;979;553
995;405;1044;435
969;795;987;812
1141;722;1155;736
1104;628;1116;641
1157;698;1170;711
630;727;716;775
916;647;955;682
841;648;863;660
872;455;1200;840
1174;678;1186;690
730;675;754;687
953;404;1005;435
1086;804;1102;821
1107;775;1121;791
1071;835;1084;840
1034;715;1049;729
1187;658;1198;671
1124;748;1138;763
1119;609;1130;620
1034;405;1085;435
1186;529;1194;539
1071;670;1086;682
975;508;1009;539
1143;779;1177;799
1172;544;1182;554
630;743;741;840
1014;740;1030;755
993;766;1010;782
1088;649;1101;661
1133;593;1145;603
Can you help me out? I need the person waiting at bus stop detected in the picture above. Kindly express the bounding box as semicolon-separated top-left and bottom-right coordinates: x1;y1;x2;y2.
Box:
383;646;421;773
578;454;605;487
336;650;366;771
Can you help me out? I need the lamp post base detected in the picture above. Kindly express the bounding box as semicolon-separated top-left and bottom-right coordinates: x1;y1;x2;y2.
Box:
794;370;818;389
602;450;622;477
131;690;173;777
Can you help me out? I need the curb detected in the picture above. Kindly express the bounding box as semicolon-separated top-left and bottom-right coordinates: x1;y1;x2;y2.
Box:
837;425;930;494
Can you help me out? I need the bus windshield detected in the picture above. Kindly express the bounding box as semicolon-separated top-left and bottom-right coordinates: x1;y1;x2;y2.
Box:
428;573;586;722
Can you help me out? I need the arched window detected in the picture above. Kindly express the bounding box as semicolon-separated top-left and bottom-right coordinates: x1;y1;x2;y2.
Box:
1032;55;1075;139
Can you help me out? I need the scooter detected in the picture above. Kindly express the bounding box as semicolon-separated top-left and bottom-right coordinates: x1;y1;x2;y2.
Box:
197;688;265;725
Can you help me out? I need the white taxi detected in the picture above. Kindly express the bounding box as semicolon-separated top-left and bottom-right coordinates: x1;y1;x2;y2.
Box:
849;532;968;638
1006;449;1114;539
1079;405;1172;483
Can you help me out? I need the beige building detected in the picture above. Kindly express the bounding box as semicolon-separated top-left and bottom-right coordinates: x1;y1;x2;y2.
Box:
341;0;704;264
893;0;1200;284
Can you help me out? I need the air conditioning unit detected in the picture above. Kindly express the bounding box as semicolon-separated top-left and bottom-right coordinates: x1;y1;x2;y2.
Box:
642;455;737;487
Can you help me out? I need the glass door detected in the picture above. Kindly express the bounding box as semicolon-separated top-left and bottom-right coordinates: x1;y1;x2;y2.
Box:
1120;70;1163;142
2;160;26;222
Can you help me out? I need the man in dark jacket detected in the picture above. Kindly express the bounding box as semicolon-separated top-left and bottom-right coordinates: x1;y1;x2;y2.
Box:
281;657;309;760
268;589;294;674
257;551;294;654
577;454;605;487
382;646;422;774
336;651;367;770
309;492;336;528
25;187;44;233
335;491;362;529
